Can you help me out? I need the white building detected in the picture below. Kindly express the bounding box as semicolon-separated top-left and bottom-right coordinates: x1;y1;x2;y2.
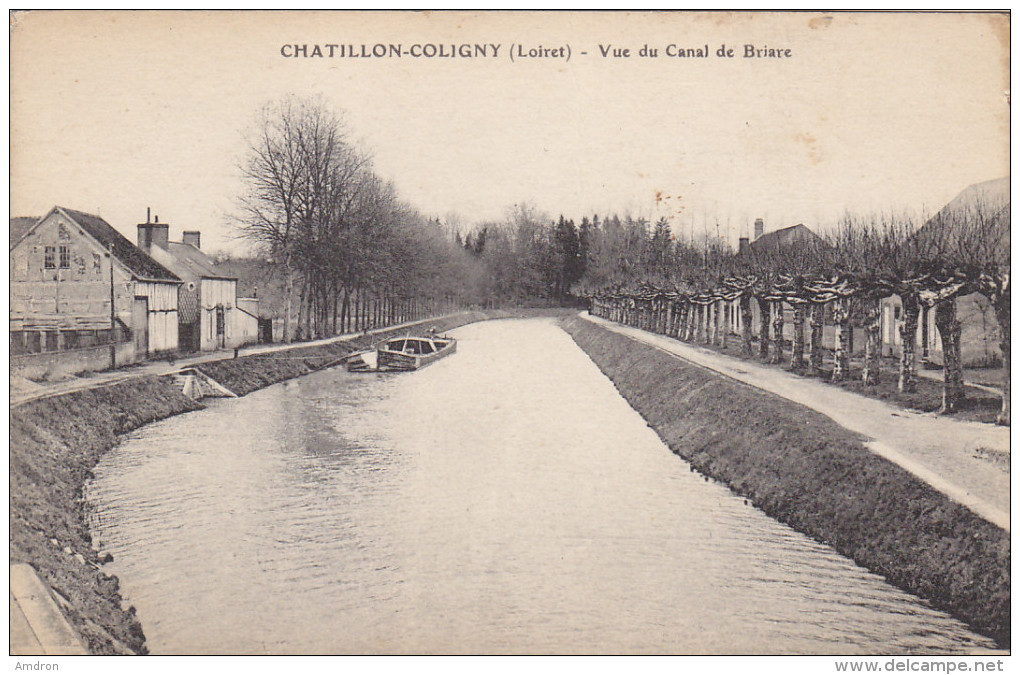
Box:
137;213;259;352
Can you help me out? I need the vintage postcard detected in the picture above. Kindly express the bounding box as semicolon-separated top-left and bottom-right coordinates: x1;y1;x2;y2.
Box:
8;10;1010;669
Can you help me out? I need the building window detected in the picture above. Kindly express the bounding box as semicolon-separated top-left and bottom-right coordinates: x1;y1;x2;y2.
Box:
894;305;901;320
59;245;71;269
44;246;56;269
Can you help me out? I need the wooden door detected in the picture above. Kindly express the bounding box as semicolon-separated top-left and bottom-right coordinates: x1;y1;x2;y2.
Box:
133;296;149;357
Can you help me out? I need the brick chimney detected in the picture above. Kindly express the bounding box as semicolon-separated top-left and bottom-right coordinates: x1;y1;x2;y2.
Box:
738;236;750;255
753;218;764;241
182;231;201;249
137;208;169;252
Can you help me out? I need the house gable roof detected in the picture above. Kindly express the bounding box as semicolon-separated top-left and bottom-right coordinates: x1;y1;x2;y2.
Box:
16;207;182;283
10;216;39;249
913;177;1010;264
749;223;828;252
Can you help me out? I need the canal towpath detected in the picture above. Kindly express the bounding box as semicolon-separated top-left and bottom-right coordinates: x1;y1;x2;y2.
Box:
9;314;460;409
582;312;1010;532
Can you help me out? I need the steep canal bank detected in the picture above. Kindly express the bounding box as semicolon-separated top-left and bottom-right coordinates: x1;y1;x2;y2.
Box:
87;318;993;654
561;316;1010;648
8;310;508;654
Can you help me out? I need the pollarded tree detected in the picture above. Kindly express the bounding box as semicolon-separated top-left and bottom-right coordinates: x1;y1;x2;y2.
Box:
826;216;902;384
914;187;1010;421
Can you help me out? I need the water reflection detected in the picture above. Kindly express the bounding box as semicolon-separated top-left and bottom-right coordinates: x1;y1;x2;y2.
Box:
88;318;994;654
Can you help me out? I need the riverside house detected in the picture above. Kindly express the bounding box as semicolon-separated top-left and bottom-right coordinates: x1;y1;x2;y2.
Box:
879;177;1008;367
10;206;182;378
727;220;849;348
136;212;259;352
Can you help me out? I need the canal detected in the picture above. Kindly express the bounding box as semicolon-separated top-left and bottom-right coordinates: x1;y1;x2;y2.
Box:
86;318;994;654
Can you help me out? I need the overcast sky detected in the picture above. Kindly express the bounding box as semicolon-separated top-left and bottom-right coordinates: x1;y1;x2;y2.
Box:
11;11;1010;254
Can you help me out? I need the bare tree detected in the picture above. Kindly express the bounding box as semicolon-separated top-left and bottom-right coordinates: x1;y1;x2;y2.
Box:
237;96;352;342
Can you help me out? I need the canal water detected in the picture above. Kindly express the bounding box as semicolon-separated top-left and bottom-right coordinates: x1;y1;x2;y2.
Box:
86;318;994;654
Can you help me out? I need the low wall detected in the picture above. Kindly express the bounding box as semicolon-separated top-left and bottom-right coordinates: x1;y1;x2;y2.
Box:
560;315;1009;648
11;341;136;381
8;309;501;654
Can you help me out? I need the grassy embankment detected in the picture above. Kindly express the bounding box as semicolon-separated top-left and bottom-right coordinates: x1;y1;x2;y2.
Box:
10;378;200;654
8;309;519;654
561;316;1009;648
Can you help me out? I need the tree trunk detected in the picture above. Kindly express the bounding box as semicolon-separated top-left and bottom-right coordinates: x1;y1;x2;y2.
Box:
935;299;964;413
283;256;294;343
898;294;920;393
757;297;771;361
770;300;784;364
831;299;850;381
741;294;754;357
296;278;308;342
705;303;714;344
718;299;729;348
862;296;882;385
340;287;350;334
356;286;363;332
331;287;339;335
791;303;805;370
715;300;725;347
808;301;825;376
920;305;930;363
995;294;1010;425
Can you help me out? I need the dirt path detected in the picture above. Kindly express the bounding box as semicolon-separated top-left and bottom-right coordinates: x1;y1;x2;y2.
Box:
9;314;460;409
582;313;1010;532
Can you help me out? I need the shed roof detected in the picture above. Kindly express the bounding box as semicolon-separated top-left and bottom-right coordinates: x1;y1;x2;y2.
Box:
160;241;236;281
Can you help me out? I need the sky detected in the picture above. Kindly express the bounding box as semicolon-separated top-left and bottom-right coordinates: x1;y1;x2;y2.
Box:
10;10;1010;255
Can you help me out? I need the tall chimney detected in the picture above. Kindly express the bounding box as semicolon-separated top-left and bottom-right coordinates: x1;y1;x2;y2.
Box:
182;231;201;249
753;218;764;240
137;211;170;252
738;236;750;255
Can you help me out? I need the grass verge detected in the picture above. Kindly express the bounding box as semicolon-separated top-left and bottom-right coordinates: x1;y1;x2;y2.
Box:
561;316;1010;648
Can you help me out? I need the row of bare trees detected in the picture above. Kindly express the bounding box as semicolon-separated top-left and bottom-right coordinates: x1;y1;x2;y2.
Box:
584;201;1009;425
236;96;478;340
